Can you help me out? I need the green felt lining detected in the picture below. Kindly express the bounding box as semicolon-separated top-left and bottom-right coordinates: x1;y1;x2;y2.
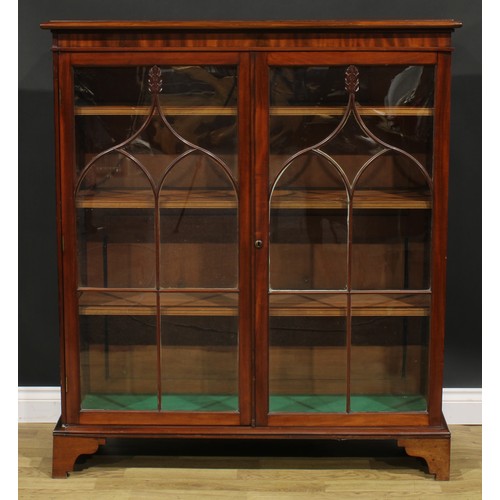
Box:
270;394;426;412
81;393;426;413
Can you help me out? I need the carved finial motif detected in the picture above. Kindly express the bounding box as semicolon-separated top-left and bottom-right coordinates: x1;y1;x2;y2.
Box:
345;65;359;94
148;65;163;94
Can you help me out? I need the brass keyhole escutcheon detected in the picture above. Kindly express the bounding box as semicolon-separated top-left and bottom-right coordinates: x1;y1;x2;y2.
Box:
255;239;263;249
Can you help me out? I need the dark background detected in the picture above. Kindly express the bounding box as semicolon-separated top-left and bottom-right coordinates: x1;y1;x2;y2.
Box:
19;0;481;388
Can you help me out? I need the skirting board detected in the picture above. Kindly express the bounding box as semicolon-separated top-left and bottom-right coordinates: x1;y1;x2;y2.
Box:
18;387;482;425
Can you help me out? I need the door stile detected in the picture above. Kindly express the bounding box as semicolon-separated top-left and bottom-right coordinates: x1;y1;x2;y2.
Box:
52;47;68;424
238;52;253;425
253;52;271;426
60;53;81;424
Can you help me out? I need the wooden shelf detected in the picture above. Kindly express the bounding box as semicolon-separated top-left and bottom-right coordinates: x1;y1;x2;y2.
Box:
270;293;429;317
78;292;238;316
79;292;156;316
76;188;430;210
270;106;434;117
74;105;433;117
78;291;429;317
75;106;235;116
271;189;431;209
76;189;237;209
76;189;154;209
351;190;431;209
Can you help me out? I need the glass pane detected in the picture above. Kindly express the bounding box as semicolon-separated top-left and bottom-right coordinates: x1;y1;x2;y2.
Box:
160;154;238;289
268;64;435;417
74;67;149;166
74;64;241;418
351;208;431;290
350;293;430;412
76;160;155;288
353;151;431;193
362;114;434;175
160;293;238;411
74;66;238;179
351;151;431;290
319;114;384;184
79;291;157;410
269;294;347;412
269;65;435;180
270;156;348;291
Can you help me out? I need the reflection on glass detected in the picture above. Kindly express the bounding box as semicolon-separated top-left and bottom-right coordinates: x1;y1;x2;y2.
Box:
350;294;430;412
270;65;434;108
361;115;434;175
161;293;238;411
74;67;149;168
79;292;157;410
74;66;238;178
269;65;435;182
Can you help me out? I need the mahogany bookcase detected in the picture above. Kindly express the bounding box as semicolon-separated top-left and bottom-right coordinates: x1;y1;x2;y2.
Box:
41;20;461;479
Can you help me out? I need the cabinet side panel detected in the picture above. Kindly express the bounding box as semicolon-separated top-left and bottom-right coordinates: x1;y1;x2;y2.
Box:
429;52;452;425
59;53;81;424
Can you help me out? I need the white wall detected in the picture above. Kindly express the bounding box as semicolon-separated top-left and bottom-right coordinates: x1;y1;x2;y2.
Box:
18;387;482;424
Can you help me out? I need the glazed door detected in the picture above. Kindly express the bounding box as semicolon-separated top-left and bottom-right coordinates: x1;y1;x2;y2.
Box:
254;53;437;426
61;53;252;425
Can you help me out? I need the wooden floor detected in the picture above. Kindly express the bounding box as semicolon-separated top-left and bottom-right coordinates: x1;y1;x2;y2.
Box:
19;424;481;499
